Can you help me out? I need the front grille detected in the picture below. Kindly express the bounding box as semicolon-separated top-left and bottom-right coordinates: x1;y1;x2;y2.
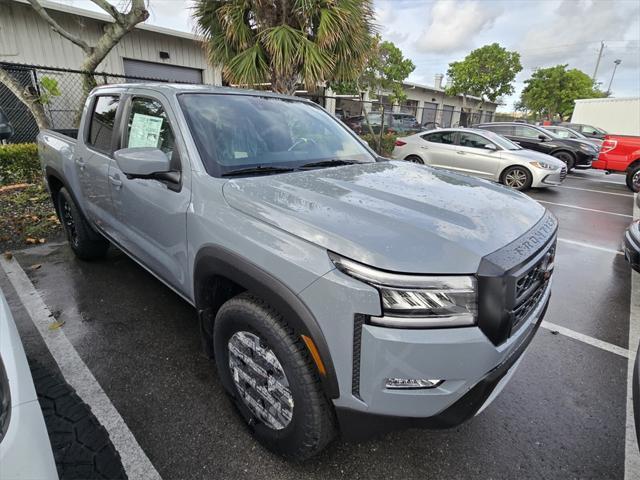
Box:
560;167;567;181
512;244;555;331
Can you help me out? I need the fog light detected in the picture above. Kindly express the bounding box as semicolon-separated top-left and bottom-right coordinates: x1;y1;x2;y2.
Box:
385;378;444;389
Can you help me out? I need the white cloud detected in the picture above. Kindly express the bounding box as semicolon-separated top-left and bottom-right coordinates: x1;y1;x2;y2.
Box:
414;0;502;54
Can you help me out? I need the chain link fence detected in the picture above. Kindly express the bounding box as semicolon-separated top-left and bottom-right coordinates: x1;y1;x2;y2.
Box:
0;62;196;143
1;62;528;146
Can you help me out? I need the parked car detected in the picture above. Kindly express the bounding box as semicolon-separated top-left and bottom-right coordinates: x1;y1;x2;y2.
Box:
38;84;557;459
592;134;640;191
0;288;126;479
543;125;602;147
474;122;599;170
0;107;14;143
345;112;422;135
0;289;57;479
392;128;566;191
560;122;607;139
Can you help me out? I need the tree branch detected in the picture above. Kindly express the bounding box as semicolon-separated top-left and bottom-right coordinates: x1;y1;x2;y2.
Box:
89;0;123;22
26;0;93;54
0;66;50;130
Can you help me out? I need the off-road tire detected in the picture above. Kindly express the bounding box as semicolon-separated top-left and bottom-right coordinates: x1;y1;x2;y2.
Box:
552;151;576;171
56;188;109;260
30;362;127;479
405;155;424;164
626;164;640;192
213;293;336;460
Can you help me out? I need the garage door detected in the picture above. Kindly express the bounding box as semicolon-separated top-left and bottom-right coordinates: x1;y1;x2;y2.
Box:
123;59;203;84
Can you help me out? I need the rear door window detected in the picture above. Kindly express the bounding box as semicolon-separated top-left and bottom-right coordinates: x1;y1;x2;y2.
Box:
88;96;120;153
422;131;456;144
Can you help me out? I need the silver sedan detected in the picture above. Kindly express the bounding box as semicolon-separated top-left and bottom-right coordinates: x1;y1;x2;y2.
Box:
391;128;567;191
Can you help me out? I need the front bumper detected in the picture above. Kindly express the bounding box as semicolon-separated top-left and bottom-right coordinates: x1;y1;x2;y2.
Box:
534;167;567;187
624;221;640;273
574;152;595;168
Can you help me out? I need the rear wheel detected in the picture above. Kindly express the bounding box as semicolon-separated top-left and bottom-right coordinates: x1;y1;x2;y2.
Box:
553;151;576;171
626;164;640;192
213;293;336;460
502;166;533;191
405;155;424;164
56;188;109;260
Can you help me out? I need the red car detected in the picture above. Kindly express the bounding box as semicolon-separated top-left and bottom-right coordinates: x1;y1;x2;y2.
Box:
592;134;640;191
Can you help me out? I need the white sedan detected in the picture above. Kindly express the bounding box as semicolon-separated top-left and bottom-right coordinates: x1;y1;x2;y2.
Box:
391;128;567;191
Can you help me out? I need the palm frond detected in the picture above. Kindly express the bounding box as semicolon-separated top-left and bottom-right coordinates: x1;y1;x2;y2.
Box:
225;43;269;87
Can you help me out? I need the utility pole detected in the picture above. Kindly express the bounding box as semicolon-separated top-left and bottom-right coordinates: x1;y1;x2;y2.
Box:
592;41;605;82
607;59;622;94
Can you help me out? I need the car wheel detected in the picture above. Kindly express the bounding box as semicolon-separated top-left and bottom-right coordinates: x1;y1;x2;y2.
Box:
502;166;533;191
405;155;424;164
626;164;640;192
30;362;127;480
553;151;576;171
213;293;336;460
56;188;109;260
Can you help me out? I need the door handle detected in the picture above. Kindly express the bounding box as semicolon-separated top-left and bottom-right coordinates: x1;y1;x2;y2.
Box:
76;158;86;170
456;151;466;155
108;175;123;189
420;146;429;150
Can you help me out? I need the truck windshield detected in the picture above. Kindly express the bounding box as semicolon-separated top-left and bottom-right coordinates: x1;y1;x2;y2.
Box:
179;93;375;177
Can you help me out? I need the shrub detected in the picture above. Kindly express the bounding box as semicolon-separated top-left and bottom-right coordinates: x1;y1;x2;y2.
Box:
0;143;40;185
360;132;398;157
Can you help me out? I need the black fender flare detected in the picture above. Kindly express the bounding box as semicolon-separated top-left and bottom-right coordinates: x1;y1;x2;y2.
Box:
193;245;340;399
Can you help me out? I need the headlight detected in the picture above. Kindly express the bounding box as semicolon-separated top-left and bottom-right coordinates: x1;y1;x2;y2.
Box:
529;161;557;170
579;143;597;153
329;253;477;328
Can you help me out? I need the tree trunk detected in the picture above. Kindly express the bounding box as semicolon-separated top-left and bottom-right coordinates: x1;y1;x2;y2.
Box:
271;71;298;95
0;66;51;130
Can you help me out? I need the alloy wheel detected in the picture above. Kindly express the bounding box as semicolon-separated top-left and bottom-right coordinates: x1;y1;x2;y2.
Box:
228;331;294;430
60;198;79;247
504;169;528;189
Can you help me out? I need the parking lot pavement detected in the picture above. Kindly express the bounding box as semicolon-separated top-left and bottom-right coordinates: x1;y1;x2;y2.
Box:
0;170;637;479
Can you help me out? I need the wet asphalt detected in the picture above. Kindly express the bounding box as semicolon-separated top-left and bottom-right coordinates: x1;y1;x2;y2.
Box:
0;169;635;479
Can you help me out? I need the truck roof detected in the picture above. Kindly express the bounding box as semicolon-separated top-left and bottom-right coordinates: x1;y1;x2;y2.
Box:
90;83;312;103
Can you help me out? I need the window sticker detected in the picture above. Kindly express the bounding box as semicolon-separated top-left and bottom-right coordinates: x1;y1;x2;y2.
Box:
128;113;163;148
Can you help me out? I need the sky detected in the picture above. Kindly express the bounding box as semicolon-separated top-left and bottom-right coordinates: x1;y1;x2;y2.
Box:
54;0;640;111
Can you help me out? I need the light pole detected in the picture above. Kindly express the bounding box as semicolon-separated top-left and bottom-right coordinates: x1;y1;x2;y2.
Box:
607;59;622;94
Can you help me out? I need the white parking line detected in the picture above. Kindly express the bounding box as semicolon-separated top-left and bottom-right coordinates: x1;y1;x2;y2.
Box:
557;185;634;197
625;194;640;480
0;257;162;480
540;321;629;358
537;200;633;218
568;174;627;185
557;238;624;255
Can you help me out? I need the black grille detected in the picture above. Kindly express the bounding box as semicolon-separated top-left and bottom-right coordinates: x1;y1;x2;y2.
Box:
560;167;567;181
512;244;555;331
352;315;365;399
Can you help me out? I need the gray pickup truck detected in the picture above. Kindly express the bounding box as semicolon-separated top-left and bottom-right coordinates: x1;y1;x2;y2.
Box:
38;84;557;459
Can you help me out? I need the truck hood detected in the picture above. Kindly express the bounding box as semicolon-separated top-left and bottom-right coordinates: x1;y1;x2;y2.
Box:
222;161;546;273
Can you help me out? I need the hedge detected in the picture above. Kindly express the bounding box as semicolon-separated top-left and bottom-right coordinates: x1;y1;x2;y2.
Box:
360;132;398;157
0;143;40;186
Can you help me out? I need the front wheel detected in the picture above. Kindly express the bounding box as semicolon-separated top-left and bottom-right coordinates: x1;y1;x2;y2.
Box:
502;166;533;191
553;151;576;171
626;164;640;192
213;293;336;460
56;188;109;260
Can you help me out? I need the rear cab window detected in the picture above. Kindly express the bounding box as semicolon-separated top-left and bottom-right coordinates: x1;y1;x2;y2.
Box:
87;95;120;154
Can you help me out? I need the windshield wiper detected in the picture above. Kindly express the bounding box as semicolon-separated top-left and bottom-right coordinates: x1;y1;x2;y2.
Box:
299;159;360;169
221;165;295;177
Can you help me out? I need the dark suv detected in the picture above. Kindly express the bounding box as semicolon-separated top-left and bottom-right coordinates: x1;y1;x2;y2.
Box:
345;112;422;135
474;122;598;170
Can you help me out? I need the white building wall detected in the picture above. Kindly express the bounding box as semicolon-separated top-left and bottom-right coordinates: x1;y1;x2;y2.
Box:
571;97;640;136
0;1;221;84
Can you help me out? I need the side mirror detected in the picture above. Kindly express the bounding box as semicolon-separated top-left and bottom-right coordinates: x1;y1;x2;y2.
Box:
484;144;498;151
114;147;171;178
538;134;547;141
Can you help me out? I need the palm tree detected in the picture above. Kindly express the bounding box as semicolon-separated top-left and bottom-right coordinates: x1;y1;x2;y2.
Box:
193;0;375;95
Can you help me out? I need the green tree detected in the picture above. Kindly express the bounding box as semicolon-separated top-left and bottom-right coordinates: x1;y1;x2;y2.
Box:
519;65;606;120
332;36;415;104
445;43;522;110
193;0;375;95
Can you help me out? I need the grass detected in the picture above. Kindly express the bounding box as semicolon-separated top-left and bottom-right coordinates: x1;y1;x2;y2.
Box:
0;182;63;252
